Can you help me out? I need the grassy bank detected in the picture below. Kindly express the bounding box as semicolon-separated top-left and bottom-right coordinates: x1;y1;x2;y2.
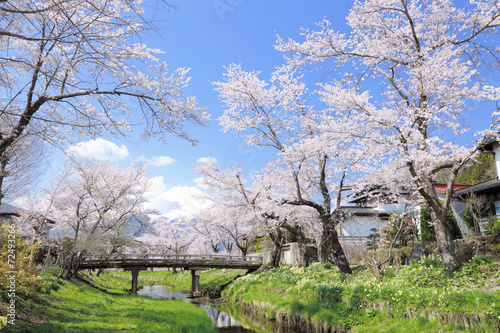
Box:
9;257;499;332
0;271;216;332
222;255;500;332
110;268;248;295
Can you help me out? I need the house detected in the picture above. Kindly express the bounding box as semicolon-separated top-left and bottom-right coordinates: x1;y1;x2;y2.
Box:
452;139;500;234
339;188;412;247
339;182;473;248
0;203;20;223
0;203;55;239
406;183;473;238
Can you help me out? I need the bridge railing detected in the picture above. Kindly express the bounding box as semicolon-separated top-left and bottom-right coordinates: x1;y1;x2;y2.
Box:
76;253;263;264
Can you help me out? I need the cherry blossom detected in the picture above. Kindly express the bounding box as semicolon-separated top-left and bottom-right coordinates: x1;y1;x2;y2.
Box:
277;0;500;270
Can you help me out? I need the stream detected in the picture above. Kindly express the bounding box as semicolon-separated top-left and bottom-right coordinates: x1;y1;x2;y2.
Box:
137;285;276;332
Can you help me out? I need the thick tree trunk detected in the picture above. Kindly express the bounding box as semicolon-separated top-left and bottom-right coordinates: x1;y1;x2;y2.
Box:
431;209;461;271
323;219;352;274
319;233;329;263
236;238;249;256
238;245;248;256
270;241;282;268
269;229;283;268
295;231;309;267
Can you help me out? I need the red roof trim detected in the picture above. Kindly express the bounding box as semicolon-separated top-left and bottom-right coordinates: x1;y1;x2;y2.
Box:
432;183;471;194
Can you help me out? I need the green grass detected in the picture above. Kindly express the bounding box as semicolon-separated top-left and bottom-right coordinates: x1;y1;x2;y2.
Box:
1;272;216;332
6;259;500;332
221;258;500;332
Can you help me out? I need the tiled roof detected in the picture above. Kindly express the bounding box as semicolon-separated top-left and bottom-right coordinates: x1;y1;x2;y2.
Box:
0;203;19;215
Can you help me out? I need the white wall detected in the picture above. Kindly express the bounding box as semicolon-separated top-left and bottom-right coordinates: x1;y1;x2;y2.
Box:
342;215;387;237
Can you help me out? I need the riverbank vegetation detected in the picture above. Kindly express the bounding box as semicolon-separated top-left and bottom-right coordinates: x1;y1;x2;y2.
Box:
103;256;500;332
0;270;216;332
221;257;500;332
4;256;500;332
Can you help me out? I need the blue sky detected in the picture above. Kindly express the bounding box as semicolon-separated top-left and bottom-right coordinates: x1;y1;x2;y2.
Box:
44;1;353;218
44;0;496;219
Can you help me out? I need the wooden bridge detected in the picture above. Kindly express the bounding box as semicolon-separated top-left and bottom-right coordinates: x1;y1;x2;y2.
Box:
73;254;263;297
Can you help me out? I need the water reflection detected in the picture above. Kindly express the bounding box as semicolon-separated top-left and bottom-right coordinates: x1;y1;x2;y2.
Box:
199;304;255;332
137;285;188;300
137;285;255;332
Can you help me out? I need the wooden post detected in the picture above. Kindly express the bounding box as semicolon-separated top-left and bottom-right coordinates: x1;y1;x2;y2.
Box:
191;269;201;297
131;270;139;294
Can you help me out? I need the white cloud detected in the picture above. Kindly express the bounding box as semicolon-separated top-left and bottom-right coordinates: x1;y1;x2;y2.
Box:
145;185;210;220
196;156;217;164
152;156;176;166
193;176;207;188
138;155;176;167
146;176;168;198
67;138;129;162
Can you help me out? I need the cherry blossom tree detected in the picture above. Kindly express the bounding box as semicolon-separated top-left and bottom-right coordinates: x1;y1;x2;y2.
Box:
195;158;319;263
253;160;323;267
136;218;196;255
46;159;155;276
189;209;236;254
0;133;47;203
213;65;371;273
0;0;208;202
15;192;55;247
276;0;500;270
193;159;261;256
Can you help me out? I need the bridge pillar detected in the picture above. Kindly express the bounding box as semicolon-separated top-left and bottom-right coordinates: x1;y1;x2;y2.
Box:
131;270;139;294
191;270;201;297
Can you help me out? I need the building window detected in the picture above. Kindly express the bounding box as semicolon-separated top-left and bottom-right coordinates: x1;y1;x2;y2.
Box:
495;201;500;217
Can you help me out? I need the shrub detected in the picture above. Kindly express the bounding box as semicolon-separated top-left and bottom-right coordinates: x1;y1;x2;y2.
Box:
312;283;343;303
410;254;443;268
382;267;397;279
487;217;500;237
387;213;419;247
366;227;380;250
0;223;43;295
471;255;495;266
40;274;66;294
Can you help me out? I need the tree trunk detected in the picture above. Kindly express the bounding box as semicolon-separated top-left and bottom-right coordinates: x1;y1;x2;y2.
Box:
0;154;9;205
269;229;283;268
43;247;52;267
296;231;309;267
64;256;74;279
236;238;249;256
319;233;329;263
431;209;461;271
323;219;352;274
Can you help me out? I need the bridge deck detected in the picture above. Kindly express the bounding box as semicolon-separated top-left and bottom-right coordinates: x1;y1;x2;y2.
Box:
75;254;263;270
